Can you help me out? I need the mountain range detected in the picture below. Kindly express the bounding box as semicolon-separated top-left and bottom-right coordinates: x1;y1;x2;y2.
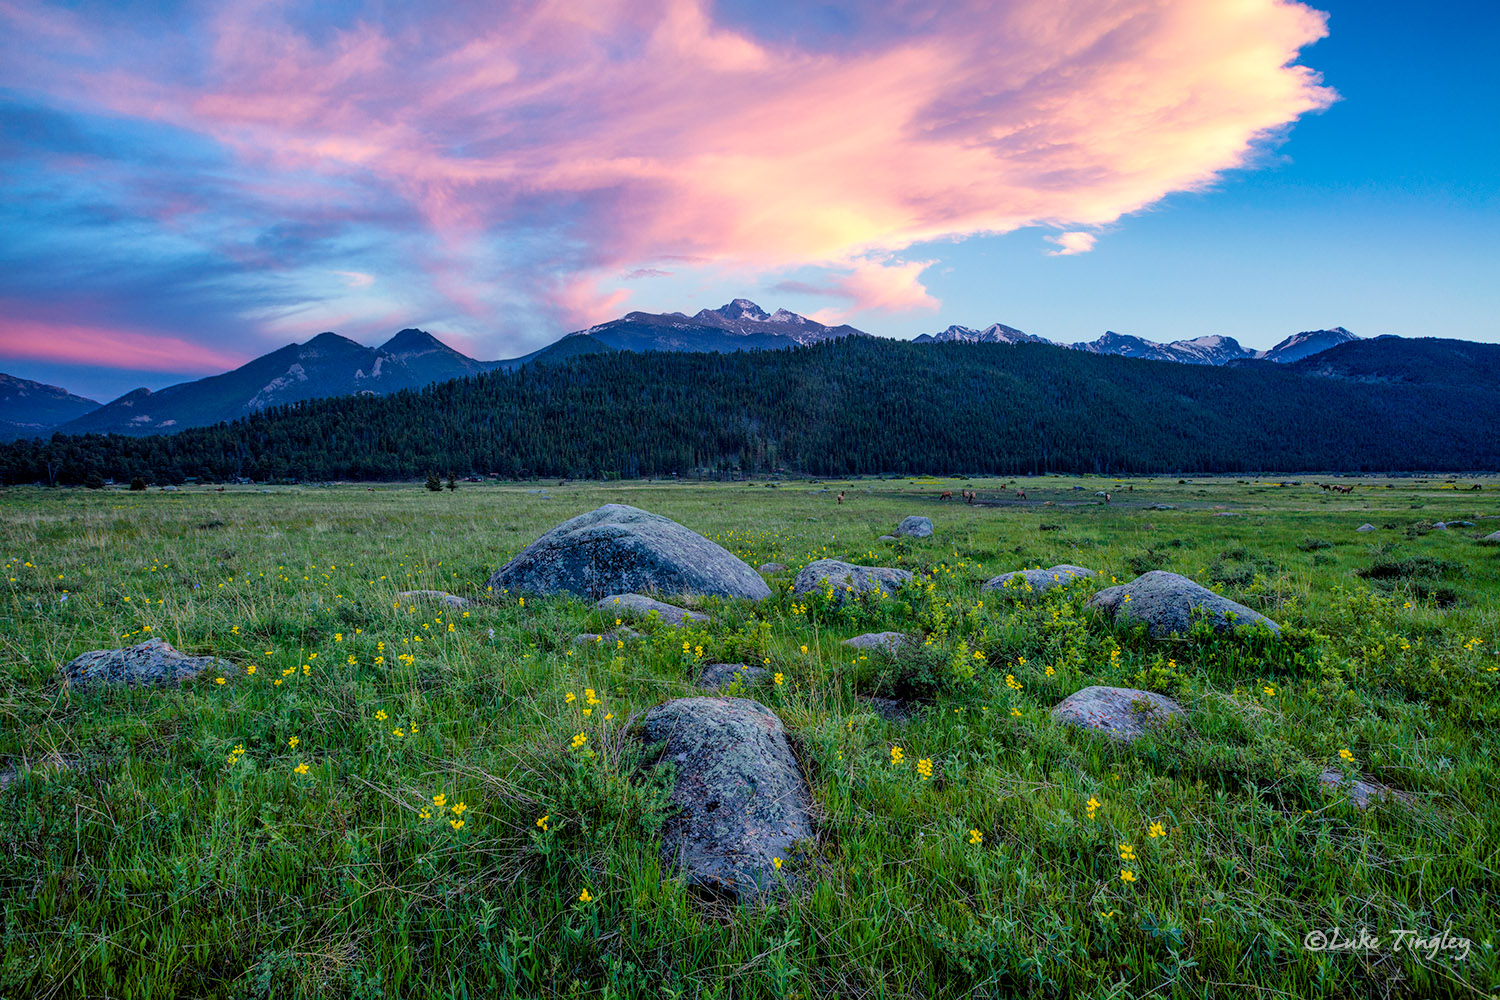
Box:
6;334;1496;486
0;297;1410;440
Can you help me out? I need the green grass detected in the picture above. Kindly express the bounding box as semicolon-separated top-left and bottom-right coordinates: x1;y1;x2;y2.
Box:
1;475;1498;999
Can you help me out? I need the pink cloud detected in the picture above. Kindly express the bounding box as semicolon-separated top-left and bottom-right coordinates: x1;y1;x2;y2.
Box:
1046;232;1098;256
0;318;247;373
1;0;1335;328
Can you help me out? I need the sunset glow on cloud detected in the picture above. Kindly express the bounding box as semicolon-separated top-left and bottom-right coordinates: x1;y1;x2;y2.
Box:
0;0;1343;388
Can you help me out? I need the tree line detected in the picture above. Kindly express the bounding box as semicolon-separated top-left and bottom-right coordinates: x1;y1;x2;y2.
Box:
3;337;1497;485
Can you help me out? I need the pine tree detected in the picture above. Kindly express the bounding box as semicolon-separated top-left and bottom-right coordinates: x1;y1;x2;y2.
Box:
446;473;458;491
425;470;442;492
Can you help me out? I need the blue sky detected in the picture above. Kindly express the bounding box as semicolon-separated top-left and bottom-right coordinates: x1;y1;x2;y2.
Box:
0;0;1494;402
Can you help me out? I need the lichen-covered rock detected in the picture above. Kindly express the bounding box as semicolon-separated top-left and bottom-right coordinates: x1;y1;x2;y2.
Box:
1318;769;1412;810
895;516;933;538
61;638;237;689
757;563;786;574
1356;524;1376;532
641;697;814;900
792;560;912;601
596;593;708;626
1483;531;1500;543
1086;571;1279;638
842;632;913;657
699;662;769;691
1052;685;1184;741
396;590;471;608
488;504;771;601
982;564;1095;598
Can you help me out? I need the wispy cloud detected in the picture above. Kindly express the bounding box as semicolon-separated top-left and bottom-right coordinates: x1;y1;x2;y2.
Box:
0;0;1334;361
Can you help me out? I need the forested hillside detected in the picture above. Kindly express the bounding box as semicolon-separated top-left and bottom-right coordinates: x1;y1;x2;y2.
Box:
4;337;1497;484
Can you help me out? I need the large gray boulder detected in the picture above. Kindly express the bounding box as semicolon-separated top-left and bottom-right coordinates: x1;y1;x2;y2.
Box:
895;516;933;538
488;504;771;601
1086;571;1280;638
596;593;709;626
62;638;237;689
982;564;1095;598
641;697;814;900
1052;685;1185;741
792;559;912;600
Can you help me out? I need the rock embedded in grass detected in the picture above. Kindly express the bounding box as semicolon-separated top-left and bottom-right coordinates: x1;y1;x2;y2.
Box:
894;516;933;538
1052;685;1185;741
756;563;786;574
699;662;769;691
1086;570;1280;638
1483;531;1500;543
981;564;1095;599
61;638;238;689
792;560;912;601
1318;769;1413;810
488;504;771;602
572;626;644;646
640;697;814;901
842;632;914;656
595;593;708;626
396;590;471;608
1356;523;1376;532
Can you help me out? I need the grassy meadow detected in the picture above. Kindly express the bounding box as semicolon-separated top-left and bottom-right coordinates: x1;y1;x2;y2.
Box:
1;475;1498;999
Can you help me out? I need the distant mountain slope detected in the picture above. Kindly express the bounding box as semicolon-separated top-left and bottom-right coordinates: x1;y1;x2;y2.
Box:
0;373;100;441
579;299;866;354
379;328;493;383
1071;330;1255;365
1260;326;1361;363
56;332;429;436
9;336;1498;484
914;323;1045;345
494;333;617;372
1287;336;1500;385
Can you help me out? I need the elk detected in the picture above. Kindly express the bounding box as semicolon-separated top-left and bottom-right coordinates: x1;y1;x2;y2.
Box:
940;491;953;500
1015;488;1027;500
836;491;845;504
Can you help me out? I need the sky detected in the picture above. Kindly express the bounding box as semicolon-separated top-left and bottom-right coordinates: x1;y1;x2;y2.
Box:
1;0;1496;402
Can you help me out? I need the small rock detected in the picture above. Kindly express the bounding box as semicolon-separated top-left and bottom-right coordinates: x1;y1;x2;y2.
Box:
982;564;1094;598
573;627;644;646
793;560;912;601
1052;685;1185;742
1149;504;1175;510
396;590;472;608
1356;524;1376;532
596;593;708;626
842;632;913;656
1318;769;1412;810
61;638;237;689
699;662;769;691
862;695;915;721
641;697;814;901
894;516;933;538
757;563;786;574
1482;531;1500;543
877;535;897;542
0;753;74;791
1086;571;1280;638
